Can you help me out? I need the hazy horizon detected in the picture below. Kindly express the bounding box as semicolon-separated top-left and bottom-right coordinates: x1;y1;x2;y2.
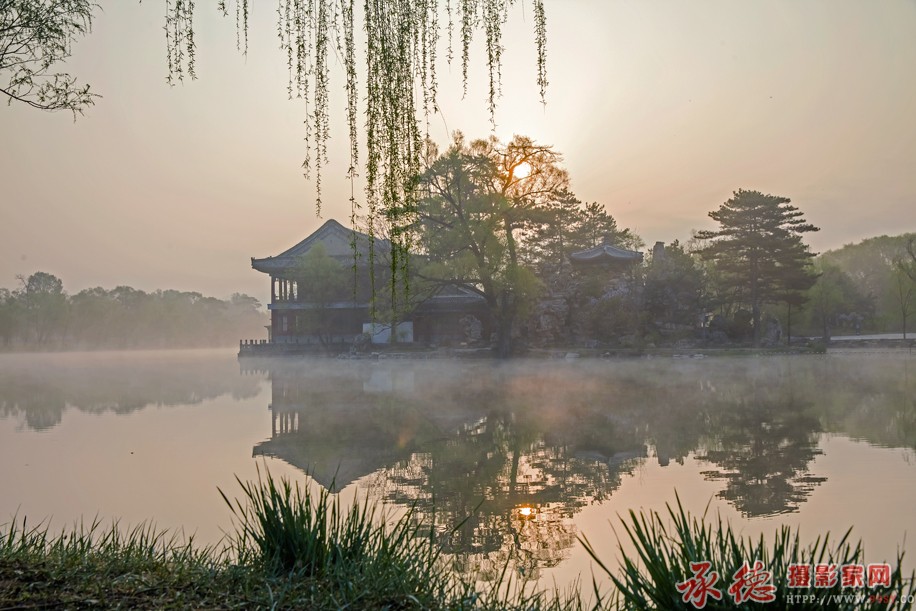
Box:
2;0;915;304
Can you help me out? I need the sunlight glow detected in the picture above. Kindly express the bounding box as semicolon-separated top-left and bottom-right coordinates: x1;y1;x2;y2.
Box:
513;162;532;180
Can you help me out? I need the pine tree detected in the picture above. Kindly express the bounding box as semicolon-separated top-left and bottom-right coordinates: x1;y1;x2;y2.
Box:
696;189;819;345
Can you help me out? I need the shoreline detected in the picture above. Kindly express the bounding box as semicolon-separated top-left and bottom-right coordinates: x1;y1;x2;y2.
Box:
240;337;915;360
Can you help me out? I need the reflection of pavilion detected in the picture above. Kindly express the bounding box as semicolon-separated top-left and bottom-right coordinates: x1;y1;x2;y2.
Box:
251;362;481;489
254;409;407;490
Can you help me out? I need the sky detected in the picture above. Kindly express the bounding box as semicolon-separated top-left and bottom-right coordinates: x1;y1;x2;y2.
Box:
2;0;915;304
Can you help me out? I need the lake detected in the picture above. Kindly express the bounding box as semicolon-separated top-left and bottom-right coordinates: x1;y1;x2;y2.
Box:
1;348;914;591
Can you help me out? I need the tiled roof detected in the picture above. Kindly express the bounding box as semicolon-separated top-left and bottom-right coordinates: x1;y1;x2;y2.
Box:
569;242;643;264
251;219;391;274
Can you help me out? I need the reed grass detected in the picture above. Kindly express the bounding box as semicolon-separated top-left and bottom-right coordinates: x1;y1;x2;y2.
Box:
582;494;915;610
220;468;463;608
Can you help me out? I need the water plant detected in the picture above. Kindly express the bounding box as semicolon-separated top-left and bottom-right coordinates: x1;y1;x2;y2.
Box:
220;469;461;607
582;495;915;610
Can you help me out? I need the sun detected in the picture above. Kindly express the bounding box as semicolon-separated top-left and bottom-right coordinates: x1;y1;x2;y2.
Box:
513;162;532;180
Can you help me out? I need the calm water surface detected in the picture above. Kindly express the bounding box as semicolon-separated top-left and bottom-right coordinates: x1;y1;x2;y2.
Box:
1;349;914;589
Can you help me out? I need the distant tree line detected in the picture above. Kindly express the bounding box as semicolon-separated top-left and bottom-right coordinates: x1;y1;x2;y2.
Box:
809;234;916;339
0;273;267;350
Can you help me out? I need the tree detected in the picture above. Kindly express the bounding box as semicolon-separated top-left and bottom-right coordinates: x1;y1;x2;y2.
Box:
642;241;704;336
897;238;916;338
777;270;814;346
773;244;819;344
0;287;20;345
805;263;871;341
689;233;743;322
576;201;639;250
518;196;638;346
820;234;916;299
17;271;67;344
1;0;98;115
889;265;915;339
1;276;270;350
68;286;116;345
905;238;916;282
9;2;550;321
9;1;548;247
697;189;819;345
417;133;569;356
519;190;584;271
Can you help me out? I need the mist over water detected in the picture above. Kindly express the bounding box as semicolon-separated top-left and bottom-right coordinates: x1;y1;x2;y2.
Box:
1;349;914;588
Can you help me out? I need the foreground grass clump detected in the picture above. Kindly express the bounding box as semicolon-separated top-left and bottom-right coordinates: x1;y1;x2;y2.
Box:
583;496;915;610
0;517;235;608
219;471;495;609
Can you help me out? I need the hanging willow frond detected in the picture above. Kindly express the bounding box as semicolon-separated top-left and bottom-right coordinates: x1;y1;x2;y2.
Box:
164;0;197;84
533;0;547;102
163;0;548;316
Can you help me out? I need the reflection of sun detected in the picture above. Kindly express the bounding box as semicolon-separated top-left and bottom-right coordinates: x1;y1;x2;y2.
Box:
515;504;537;520
513;162;532;179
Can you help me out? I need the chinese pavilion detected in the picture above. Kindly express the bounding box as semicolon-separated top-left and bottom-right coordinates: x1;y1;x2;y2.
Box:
241;219;489;354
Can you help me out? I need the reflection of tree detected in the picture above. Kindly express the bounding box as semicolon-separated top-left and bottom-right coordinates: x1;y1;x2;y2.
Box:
697;396;825;517
803;356;916;453
374;393;646;581
2;385;68;430
0;354;261;431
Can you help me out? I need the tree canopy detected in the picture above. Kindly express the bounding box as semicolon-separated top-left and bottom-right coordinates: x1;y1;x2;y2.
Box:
417;133;566;356
642;240;704;332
